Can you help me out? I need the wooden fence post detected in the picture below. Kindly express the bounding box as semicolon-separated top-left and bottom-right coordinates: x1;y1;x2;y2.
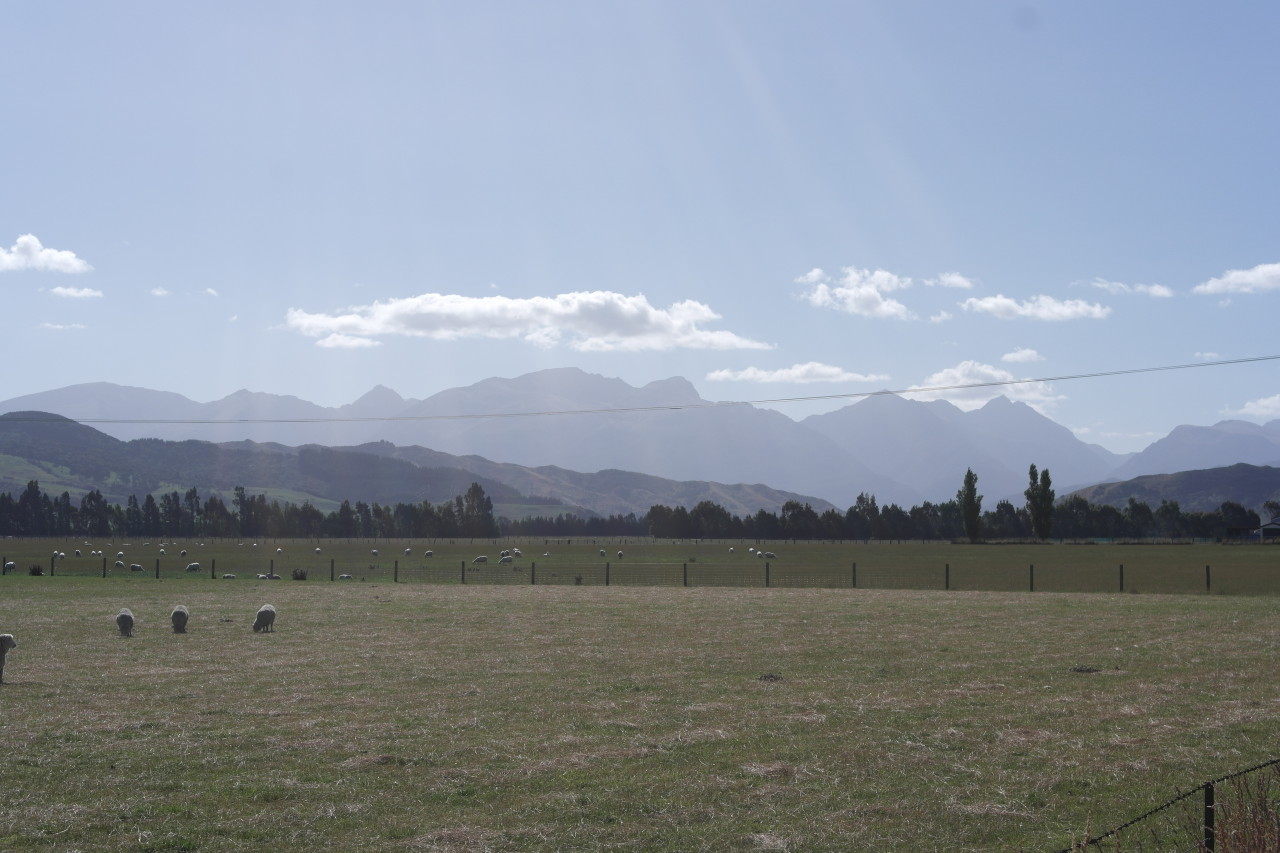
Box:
765;562;770;588
331;558;335;582
1030;563;1035;592
460;561;466;584
531;561;536;585
683;563;688;587
1119;563;1124;592
1205;564;1211;593
945;563;949;591
605;561;611;586
155;558;160;580
852;562;857;588
394;559;398;583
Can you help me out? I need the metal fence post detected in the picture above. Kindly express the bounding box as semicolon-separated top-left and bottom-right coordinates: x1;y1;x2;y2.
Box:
1204;781;1215;851
210;558;216;580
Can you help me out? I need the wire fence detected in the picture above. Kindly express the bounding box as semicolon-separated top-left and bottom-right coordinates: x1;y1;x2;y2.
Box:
8;552;1280;596
1056;758;1280;852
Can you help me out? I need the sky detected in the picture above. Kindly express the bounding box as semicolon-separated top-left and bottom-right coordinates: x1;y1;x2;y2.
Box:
3;1;1278;454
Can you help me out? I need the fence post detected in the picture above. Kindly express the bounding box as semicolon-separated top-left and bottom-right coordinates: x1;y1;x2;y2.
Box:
945;563;949;591
531;561;536;585
852;562;857;588
605;562;610;586
683;563;688;587
1030;563;1035;592
102;556;107;578
1119;563;1124;592
461;561;466;584
765;562;770;588
394;559;398;583
155;558;160;580
50;554;55;577
1204;781;1215;851
1206;564;1211;593
331;558;335;582
210;558;216;580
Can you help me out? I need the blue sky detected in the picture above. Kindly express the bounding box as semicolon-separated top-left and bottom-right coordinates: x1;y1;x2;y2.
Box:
3;1;1278;453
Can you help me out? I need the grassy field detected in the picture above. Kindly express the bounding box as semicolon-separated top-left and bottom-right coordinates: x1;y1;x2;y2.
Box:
1;549;1278;851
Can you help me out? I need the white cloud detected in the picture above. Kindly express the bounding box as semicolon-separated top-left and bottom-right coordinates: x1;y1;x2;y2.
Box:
802;267;917;320
286;291;774;352
706;362;890;384
1001;347;1043;363
960;294;1110;320
151;287;170;297
794;268;828;285
928;311;953;323
0;234;92;273
1195;351;1220;360
1090;278;1173;298
40;322;87;331
925;272;975;289
317;333;382;349
49;286;103;299
205;288;219;297
902;360;1063;411
1228;394;1280;419
1193;262;1280;295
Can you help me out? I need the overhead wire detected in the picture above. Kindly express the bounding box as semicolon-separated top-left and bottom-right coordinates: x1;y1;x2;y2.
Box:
7;353;1279;426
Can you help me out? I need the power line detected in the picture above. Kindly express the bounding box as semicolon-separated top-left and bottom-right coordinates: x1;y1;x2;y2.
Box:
8;354;1279;426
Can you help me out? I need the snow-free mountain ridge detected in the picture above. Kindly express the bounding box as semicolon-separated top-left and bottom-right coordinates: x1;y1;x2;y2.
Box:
4;367;1273;508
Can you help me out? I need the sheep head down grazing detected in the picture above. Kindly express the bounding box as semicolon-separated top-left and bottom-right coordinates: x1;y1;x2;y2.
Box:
171;605;190;634
0;634;15;683
253;604;276;633
116;608;135;637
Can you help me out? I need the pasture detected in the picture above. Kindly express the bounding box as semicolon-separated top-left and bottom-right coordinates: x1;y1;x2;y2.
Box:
0;541;1278;851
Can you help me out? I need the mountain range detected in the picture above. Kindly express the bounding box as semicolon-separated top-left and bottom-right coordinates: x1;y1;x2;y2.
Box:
4;367;1280;512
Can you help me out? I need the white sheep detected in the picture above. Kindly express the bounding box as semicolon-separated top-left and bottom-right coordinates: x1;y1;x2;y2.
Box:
75;549;82;557
617;551;624;559
171;605;189;634
114;560;125;569
129;564;144;572
0;634;16;683
185;562;201;572
159;549;166;555
253;604;276;633
116;608;135;637
116;551;124;558
257;574;269;580
222;573;236;580
472;555;488;564
599;549;606;557
338;573;353;580
3;561;15;574
371;549;379;557
764;551;777;559
276;547;283;554
424;550;433;558
512;548;522;557
315;547;322;554
404;548;412;555
180;550;188;557
499;555;513;564
267;573;280;580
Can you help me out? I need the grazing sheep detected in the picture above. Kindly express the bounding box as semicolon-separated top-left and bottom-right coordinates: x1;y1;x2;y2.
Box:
424;550;433;558
0;634;16;683
75;549;82;557
267;573;280;580
276;547;283;554
114;560;125;569
185;562;201;572
117;551;124;558
253;604;276;633
222;573;236;580
3;561;15;574
159;548;165;555
129;564;144;572
315;547;322;554
764;551;777;559
116;608;135;637
472;555;488;564
512;548;522;557
257;573;269;580
404;548;412;555
499;555;513;564
371;549;379;557
599;549;606;557
171;605;189;634
617;551;624;559
338;573;353;580
180;550;187;557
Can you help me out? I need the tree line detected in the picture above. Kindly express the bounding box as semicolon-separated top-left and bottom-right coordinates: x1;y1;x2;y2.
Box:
0;465;1267;542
